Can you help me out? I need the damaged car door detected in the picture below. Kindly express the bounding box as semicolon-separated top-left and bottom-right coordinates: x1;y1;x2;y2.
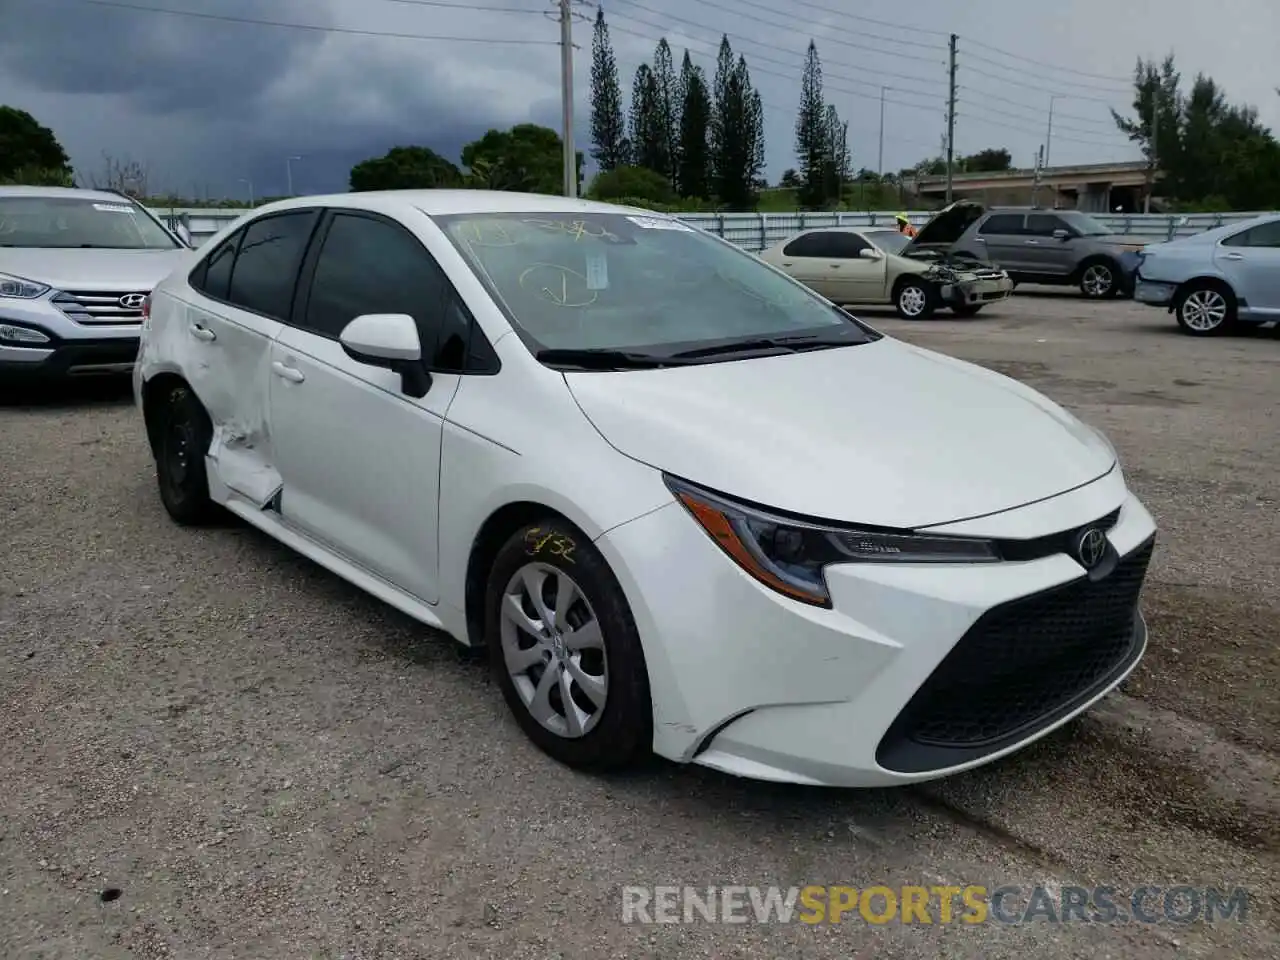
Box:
179;208;321;505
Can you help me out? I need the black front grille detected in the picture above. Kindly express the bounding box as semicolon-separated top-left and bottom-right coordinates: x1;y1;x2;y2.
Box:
877;536;1154;774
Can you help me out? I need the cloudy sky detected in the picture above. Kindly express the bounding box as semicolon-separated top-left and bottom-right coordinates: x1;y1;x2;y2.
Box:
1;0;1277;200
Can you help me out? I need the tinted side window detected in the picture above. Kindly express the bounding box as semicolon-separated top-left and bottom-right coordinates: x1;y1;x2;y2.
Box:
226;211;318;320
1026;214;1069;236
1224;221;1280;248
193;230;241;301
980;214;1025;235
828;232;872;258
303;213;481;370
782;232;837;258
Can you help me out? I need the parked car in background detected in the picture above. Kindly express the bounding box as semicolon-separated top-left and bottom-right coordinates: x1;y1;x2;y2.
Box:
135;190;1156;789
913;202;1148;299
759;221;1013;319
0;186;192;385
1132;213;1280;336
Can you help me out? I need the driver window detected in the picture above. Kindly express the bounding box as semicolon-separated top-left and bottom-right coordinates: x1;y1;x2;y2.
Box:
828;232;872;258
1026;214;1069;236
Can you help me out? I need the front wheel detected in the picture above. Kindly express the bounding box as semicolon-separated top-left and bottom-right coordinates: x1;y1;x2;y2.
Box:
1079;260;1119;299
1174;283;1236;337
485;518;653;771
894;280;936;319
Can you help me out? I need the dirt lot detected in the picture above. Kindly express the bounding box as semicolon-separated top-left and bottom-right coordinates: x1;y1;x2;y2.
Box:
1;290;1276;959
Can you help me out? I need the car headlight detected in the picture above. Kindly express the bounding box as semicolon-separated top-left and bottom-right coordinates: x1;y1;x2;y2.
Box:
665;475;1000;608
0;273;51;299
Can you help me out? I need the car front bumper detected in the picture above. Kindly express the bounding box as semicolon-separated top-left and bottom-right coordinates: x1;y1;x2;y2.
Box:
1133;277;1178;307
0;336;140;381
595;474;1157;787
939;274;1014;307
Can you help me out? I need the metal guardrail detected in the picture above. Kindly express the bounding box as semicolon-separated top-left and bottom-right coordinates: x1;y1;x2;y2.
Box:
147;206;1269;251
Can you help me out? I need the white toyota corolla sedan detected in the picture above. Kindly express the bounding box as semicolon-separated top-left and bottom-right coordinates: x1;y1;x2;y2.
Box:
134;190;1157;787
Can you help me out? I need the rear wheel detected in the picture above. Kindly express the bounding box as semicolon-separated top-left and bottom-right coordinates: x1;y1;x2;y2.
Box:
894;278;936;319
485;518;652;771
153;382;219;526
1174;282;1236;337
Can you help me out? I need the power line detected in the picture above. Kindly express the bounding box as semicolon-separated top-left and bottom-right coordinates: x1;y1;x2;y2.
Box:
958;63;1123;104
608;0;948;91
957;35;1133;85
958;85;1125;130
960;51;1130;95
733;0;952;38
703;0;947;52
61;0;560;44
955;111;1137;151
955;99;1130;142
604;5;946;109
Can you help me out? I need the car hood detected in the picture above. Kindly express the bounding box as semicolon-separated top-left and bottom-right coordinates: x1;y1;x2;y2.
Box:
904;200;985;251
564;338;1115;529
0;247;189;290
1092;234;1148;249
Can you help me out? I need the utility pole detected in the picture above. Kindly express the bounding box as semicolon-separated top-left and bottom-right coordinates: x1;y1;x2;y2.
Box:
286;155;302;197
877;86;887;178
945;33;957;204
1045;96;1057;169
557;0;577;198
239;178;254;206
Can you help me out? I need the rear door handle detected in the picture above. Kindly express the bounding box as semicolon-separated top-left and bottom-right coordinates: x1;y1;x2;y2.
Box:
1024;240;1040;245
829;263;841;269
189;324;216;342
782;261;795;267
1222;252;1245;261
272;361;305;383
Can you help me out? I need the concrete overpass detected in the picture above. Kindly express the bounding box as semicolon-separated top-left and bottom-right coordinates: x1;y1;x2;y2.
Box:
913;160;1162;213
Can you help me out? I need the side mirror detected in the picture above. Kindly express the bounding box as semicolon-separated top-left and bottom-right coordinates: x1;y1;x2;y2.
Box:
1052;228;1070;240
339;313;431;398
859;248;883;260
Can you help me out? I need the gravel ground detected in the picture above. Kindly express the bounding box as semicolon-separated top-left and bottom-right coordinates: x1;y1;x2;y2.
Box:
1;290;1276;959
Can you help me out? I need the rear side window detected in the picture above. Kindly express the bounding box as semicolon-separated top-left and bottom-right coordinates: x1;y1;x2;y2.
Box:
980;214;1025;235
226;211;319;320
782;232;841;258
193;231;241;301
1222;220;1280;248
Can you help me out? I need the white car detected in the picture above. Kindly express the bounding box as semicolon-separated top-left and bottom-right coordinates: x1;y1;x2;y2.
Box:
135;191;1158;788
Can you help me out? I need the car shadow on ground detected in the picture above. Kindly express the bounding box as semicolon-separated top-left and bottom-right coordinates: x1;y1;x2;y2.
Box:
0;375;134;409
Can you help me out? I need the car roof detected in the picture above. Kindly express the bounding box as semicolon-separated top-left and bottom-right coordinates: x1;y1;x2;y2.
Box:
242;190;657;219
0;185;142;202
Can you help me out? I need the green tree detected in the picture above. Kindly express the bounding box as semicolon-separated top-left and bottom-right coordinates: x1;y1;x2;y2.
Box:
1112;54;1183;203
586;164;678;205
589;9;629;172
710;37;765;210
794;40;828;209
630;64;668;176
0;106;72;182
461;123;583;195
779;168;800;188
821;103;851;205
959;147;1011;172
676;51;712;200
349;146;462;191
652;38;680;186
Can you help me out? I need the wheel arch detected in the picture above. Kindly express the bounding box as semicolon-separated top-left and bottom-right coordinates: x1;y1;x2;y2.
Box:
141;369;200;458
1172;273;1236;307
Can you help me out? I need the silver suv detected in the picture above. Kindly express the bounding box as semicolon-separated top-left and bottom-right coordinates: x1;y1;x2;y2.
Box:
0;186;193;385
910;201;1148;299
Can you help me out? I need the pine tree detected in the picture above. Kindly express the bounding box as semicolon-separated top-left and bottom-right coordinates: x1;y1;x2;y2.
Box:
589;9;629;171
652;39;680;187
710;37;765;210
794;41;828;208
676;51;712;200
630;64;668;175
822;104;851;206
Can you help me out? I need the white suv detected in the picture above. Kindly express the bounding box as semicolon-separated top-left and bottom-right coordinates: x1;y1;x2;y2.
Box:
0;186;192;384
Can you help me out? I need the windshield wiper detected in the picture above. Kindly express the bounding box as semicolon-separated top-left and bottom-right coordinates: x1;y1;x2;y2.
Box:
667;333;852;360
535;348;693;370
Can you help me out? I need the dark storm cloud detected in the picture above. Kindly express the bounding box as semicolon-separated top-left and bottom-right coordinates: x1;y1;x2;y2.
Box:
0;0;324;115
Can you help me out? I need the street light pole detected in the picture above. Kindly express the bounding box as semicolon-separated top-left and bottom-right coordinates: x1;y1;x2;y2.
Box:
877;86;887;178
239;178;254;205
286;155;302;197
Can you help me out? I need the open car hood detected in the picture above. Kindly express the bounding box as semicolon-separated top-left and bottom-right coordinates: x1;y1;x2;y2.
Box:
904;200;985;251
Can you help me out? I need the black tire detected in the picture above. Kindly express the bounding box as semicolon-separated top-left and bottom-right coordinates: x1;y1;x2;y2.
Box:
484;517;652;772
1078;258;1120;299
951;304;984;318
1173;281;1237;337
894;278;936;319
153;381;219;526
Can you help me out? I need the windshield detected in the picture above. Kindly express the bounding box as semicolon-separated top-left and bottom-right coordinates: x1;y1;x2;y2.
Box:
436;211;877;358
0;196;179;249
867;231;910;254
1058;211;1112;237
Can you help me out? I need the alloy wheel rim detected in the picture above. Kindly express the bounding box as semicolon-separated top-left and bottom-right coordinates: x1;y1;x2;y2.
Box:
900;286;927;316
500;562;608;739
1082;265;1113;296
1182;290;1227;331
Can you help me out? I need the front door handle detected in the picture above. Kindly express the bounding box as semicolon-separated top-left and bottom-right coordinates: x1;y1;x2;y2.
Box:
782;261;795;267
1024;240;1040;245
829;263;842;269
189;324;216;342
1222;252;1245;261
272;360;305;383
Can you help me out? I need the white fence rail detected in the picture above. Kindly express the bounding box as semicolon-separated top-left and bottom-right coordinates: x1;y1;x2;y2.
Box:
146;206;1270;251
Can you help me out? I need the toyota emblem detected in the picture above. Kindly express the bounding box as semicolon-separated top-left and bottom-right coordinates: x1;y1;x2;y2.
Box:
119;293;147;309
1074;527;1108;569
